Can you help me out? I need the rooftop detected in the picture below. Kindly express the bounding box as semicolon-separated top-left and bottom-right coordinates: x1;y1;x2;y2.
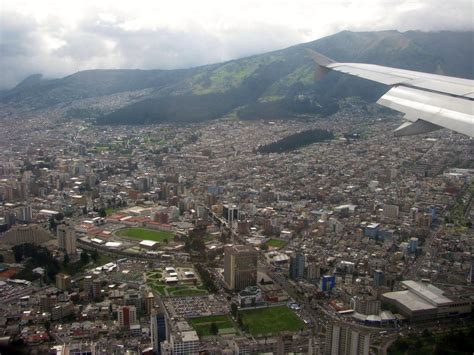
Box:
382;290;437;312
402;280;452;306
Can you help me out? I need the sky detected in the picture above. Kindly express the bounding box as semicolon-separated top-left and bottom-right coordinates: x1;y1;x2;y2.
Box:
1;0;473;89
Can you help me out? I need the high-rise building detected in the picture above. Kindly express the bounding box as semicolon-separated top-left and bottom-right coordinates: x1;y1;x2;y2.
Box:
306;262;320;280
51;302;74;321
125;292;143;314
118;305;137;329
350;297;381;315
408;238;418;253
56;273;71;291
383;204;399;219
57;222;76;255
468;258;474;284
325;322;370;355
144;292;155;315
415;212;432;229
92;279;102;299
161;331;200;354
40;294;58;312
224;245;258;291
289;252;305;280
1;224;52;246
321;275;336;292
18;206;33;223
83;275;94;296
151;309;167;354
373;270;385;287
222;204;239;224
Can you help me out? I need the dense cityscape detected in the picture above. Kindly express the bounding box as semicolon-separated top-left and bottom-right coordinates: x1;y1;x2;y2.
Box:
0;102;472;354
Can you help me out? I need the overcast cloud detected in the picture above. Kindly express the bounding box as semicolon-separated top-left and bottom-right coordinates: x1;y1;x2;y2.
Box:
1;0;473;89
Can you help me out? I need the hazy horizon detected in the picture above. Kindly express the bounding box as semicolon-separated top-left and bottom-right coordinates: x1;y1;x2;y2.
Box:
1;0;473;89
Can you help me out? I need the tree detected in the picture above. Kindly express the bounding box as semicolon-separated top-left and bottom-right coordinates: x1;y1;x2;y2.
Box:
44;320;51;332
48;217;57;231
210;322;218;335
80;251;90;265
63;253;70;267
90;249;99;262
422;329;433;339
98;208;107;218
237;315;243;328
231;303;238;318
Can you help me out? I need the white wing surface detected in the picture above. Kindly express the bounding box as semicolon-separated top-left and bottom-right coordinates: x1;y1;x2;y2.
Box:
308;50;474;137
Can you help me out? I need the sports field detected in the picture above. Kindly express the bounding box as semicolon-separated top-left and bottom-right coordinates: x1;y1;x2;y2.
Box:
189;315;237;336
265;238;287;248
239;306;305;336
117;228;174;242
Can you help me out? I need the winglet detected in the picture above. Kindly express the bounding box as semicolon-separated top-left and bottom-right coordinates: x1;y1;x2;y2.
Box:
306;49;336;80
306;49;335;67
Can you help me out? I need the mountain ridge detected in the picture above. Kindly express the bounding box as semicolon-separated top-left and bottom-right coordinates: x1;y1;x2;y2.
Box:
1;30;473;124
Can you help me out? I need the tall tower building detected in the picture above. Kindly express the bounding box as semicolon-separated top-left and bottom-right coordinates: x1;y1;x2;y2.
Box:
289;252;305;280
57;222;76;255
83;275;94;296
118;305;137;329
224;245;258;291
468;258;474;284
55;273;71;291
325;322;370;355
151;308;167;354
373;270;385;287
306;262;320;280
222;204;239;224
18;206;33;223
92;279;102;299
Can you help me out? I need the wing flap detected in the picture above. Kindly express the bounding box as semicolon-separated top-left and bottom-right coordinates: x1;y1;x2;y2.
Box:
378;86;474;137
393;120;443;137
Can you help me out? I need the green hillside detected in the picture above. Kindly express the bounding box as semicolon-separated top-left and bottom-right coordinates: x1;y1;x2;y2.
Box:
2;30;472;124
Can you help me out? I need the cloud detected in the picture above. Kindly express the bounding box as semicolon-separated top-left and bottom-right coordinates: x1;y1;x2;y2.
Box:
1;0;473;89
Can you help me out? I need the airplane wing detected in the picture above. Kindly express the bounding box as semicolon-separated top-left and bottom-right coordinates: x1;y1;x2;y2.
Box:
307;50;474;137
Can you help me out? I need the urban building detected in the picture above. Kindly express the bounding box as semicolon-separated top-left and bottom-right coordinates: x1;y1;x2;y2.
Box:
350;297;381;315
383;204;399;219
238;286;264;307
306;262;320;280
408;238;418;253
224;245;258;291
321;275;336;292
373;270;385;287
51;302;74;321
325;322;370;355
57;222;77;255
92;279;102;299
222;204;239;224
381;280;472;321
17;206;33;223
151;309;167;355
289;252;305;280
468;258;474;284
0;224;52;246
160;330;200;355
118;305;137;329
56;273;71;291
